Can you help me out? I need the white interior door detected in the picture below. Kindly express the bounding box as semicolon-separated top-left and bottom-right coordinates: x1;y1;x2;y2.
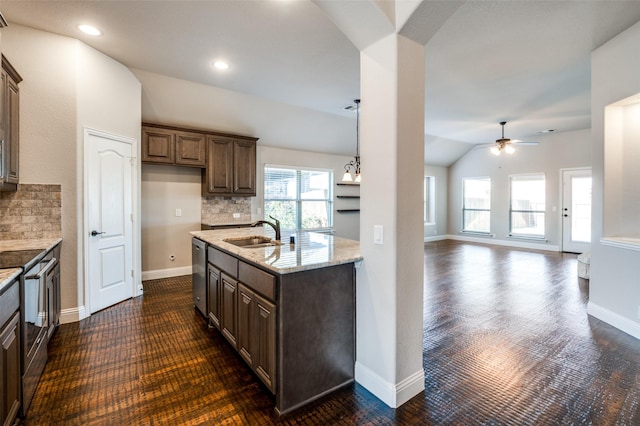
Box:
86;129;134;313
562;168;592;253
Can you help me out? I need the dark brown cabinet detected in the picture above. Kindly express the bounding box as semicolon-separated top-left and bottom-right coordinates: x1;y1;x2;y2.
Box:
220;273;238;349
237;283;276;393
202;136;257;196
46;261;61;341
142;124;206;167
207;264;221;329
0;55;22;191
0;279;21;426
251;291;276;393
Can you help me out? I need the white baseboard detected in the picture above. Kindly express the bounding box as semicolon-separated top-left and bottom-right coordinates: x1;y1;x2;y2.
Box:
424;235;448;242
587;302;640;340
447;234;560;252
355;362;425;408
60;305;87;324
141;265;192;281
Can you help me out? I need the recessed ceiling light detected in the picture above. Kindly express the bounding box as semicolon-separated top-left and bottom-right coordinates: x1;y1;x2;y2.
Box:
77;24;102;36
212;61;229;70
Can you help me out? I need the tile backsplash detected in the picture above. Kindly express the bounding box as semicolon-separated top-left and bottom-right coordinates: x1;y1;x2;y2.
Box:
201;196;252;225
0;184;62;240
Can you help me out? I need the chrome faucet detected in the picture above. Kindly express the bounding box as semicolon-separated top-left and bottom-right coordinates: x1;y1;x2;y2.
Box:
250;215;281;241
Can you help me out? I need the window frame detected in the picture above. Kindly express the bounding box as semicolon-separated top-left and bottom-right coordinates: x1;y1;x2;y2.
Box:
508;173;546;239
462;176;491;234
263;164;334;232
424;176;435;225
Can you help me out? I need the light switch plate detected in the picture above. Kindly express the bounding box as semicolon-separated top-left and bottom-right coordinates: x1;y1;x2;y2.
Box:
373;225;383;245
175;208;182;217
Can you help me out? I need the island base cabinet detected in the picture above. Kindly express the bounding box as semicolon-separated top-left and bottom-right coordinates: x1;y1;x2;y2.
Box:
276;263;355;415
237;283;276;394
207;265;221;329
1;312;20;426
220;273;238;349
253;293;276;393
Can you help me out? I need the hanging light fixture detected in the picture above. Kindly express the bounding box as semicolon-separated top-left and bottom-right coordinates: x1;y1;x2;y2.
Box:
491;121;516;156
342;99;361;182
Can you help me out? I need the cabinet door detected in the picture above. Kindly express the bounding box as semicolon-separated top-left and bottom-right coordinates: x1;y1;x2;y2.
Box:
220;273;237;348
5;75;18;184
46;262;60;341
237;284;254;367
1;312;21;426
175;131;206;167
208;265;221;329
203;136;234;195
142;127;175;164
233;140;256;195
254;293;276;393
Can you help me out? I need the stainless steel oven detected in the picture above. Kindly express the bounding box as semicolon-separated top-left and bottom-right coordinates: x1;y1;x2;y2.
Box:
21;250;56;414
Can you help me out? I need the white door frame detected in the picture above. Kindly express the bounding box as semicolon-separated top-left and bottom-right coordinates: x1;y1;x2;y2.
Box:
82;127;140;316
559;167;592;253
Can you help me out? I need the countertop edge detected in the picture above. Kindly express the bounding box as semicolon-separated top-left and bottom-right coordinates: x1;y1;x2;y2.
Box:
0;237;63;252
0;268;21;294
191;230;362;275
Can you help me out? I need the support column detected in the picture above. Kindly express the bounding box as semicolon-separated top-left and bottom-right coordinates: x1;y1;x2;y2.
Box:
355;33;425;407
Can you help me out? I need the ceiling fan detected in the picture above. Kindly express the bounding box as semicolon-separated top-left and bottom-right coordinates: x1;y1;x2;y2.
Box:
477;121;539;155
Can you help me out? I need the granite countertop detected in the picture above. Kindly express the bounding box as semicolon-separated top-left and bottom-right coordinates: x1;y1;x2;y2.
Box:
0;268;21;294
0;237;63;293
190;228;362;275
0;237;62;253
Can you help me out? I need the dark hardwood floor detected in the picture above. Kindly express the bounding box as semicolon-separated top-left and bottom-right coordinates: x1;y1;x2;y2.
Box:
20;240;640;425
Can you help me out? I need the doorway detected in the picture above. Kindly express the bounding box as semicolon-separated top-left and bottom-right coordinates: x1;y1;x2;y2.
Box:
84;128;135;313
561;168;592;253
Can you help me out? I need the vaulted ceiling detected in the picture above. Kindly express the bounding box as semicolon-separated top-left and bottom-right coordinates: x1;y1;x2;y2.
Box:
4;1;640;166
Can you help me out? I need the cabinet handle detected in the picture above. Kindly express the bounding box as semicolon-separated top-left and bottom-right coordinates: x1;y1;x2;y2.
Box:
25;257;57;280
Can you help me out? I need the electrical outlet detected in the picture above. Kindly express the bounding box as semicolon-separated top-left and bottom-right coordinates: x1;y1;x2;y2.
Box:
175;209;182;217
233;213;241;219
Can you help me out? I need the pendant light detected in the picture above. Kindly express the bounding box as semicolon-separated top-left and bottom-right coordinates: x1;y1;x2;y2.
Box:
342;99;361;182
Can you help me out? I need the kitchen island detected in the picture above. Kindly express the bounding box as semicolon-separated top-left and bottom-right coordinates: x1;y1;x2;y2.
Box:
190;228;361;415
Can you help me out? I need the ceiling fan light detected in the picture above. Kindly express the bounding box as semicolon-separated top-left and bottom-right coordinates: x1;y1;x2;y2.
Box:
491;146;501;156
505;145;515;154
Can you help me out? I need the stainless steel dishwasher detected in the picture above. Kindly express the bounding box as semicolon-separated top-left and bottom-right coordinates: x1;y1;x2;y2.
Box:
192;237;207;316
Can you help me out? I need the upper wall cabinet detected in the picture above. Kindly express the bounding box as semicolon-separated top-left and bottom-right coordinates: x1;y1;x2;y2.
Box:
0;55;22;192
202;135;257;197
142;123;207;167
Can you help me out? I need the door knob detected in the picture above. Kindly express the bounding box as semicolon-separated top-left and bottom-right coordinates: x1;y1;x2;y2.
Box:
91;230;105;236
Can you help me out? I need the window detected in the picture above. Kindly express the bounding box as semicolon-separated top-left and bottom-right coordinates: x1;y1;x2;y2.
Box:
462;177;491;233
424;176;435;224
264;165;333;231
510;174;545;238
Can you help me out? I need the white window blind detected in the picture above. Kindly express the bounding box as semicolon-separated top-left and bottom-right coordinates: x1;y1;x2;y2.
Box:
510;174;546;238
264;165;333;231
462;177;491;233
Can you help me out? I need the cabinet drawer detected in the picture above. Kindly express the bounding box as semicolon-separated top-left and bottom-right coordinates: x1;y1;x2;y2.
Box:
208;247;238;276
0;278;19;328
238;261;275;301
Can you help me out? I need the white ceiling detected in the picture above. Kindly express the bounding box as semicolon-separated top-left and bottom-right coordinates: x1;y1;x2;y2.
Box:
3;0;640;166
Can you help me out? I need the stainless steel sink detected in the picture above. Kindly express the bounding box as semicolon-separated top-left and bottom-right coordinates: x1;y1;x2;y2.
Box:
223;236;281;248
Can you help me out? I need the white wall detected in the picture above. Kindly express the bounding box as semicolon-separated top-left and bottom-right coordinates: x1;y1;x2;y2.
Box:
3;25;77;312
447;128;591;250
3;24;141;322
424;165;448;240
141;165;201;277
588;19;640;339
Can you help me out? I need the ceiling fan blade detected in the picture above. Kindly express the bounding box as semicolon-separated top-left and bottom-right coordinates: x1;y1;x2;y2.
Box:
511;140;539;146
